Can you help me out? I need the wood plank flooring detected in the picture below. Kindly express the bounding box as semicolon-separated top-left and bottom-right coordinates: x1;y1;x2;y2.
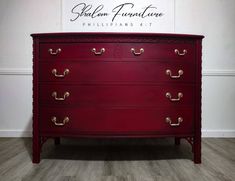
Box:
0;138;234;181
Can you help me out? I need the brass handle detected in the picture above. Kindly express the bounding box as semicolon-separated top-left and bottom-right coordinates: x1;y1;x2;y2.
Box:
52;91;70;101
165;117;183;127
175;49;187;56
166;69;183;79
166;92;183;102
131;48;144;56
48;48;61;55
51;116;69;126
91;48;105;55
52;69;69;78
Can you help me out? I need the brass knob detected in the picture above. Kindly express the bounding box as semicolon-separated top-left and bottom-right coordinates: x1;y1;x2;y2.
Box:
166;92;183;102
48;48;61;55
52;92;70;101
175;49;187;56
131;48;144;56
51;116;69;126
166;69;183;79
165;117;183;127
91;48;105;55
52;69;69;78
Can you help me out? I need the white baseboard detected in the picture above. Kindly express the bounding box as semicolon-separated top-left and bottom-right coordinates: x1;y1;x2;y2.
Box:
202;69;235;76
0;130;32;137
0;130;235;138
0;68;32;75
202;130;235;138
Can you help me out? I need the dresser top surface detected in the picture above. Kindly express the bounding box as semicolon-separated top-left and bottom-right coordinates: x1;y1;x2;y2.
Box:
31;32;204;39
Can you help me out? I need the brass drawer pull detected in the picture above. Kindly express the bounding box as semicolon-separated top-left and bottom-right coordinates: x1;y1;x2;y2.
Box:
52;91;70;101
52;69;69;78
92;48;105;55
131;48;144;56
166;92;183;102
175;49;187;56
166;69;183;79
51;116;69;126
165;117;183;127
48;48;61;55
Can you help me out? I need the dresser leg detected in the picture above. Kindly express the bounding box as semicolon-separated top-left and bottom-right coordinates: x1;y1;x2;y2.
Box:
32;136;41;163
175;137;181;145
193;136;201;164
54;137;60;145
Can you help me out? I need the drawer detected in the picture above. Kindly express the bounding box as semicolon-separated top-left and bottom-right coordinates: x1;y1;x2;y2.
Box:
39;84;194;107
39;107;193;135
120;43;195;61
39;42;194;62
40;43;115;60
39;62;195;83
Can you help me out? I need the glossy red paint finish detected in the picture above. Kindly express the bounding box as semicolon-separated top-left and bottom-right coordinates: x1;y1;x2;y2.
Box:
32;32;204;164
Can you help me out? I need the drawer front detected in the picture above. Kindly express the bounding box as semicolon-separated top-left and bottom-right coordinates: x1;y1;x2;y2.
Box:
39;84;194;107
122;43;195;61
39;62;195;83
40;107;193;135
40;43;194;61
40;43;115;60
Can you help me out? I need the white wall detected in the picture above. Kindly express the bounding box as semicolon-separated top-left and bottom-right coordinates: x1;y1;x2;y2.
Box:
175;0;235;137
0;0;235;137
0;0;61;137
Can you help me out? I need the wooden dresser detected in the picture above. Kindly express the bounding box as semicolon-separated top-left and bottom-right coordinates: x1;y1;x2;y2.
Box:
31;33;204;163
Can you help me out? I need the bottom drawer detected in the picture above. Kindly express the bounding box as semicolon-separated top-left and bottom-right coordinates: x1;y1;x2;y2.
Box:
39;107;194;135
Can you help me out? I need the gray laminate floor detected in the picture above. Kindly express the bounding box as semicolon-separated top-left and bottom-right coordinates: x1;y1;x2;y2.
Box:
0;137;234;181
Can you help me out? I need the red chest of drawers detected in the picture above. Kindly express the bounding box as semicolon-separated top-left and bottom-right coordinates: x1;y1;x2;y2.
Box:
31;33;204;163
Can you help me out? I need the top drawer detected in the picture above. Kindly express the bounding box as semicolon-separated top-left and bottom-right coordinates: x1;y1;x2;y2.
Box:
39;43;195;61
